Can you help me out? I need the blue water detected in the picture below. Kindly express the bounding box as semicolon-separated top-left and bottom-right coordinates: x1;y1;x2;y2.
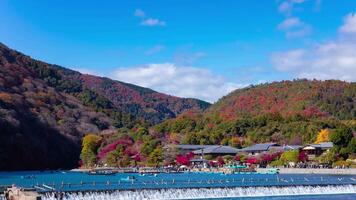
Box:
1;171;356;199
1;171;355;191
197;194;356;200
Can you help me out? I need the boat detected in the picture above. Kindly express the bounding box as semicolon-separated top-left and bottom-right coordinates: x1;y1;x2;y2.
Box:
120;176;136;181
267;168;280;174
87;170;116;176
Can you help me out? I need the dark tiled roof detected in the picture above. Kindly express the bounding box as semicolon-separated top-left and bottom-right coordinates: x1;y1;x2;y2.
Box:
190;158;208;162
269;145;302;151
193;145;240;154
306;142;333;149
240;143;279;152
175;144;217;150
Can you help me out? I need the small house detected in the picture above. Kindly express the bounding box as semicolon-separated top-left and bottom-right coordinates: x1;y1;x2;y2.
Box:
302;142;333;159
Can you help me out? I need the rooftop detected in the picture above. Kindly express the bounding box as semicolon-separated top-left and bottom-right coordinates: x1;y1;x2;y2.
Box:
240;143;279;152
175;144;218;150
193;145;240;155
303;142;333;150
270;145;303;151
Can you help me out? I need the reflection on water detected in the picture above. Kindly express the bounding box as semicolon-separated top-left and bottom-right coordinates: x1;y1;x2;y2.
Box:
42;185;356;200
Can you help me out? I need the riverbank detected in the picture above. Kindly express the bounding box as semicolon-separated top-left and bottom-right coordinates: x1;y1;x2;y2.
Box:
72;167;356;175
258;168;356;175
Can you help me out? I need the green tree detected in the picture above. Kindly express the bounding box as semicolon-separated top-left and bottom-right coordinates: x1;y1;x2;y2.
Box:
148;146;163;167
279;150;299;164
347;138;356;154
330;127;353;159
318;149;336;164
330;127;353;148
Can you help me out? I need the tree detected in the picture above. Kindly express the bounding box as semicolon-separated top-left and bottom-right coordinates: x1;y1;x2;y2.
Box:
223;155;233;164
163;145;179;165
330;127;353;148
176;155;189;166
318;149;336;164
346;138;356;154
217;156;225;166
246;157;258;165
330;127;353;159
298;151;308;162
279;150;299;164
147;146;163;167
315;129;330;143
80;134;101;168
229;137;241;148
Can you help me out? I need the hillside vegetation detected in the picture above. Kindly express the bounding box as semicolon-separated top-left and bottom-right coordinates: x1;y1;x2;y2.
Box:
0;43;209;170
155;80;356;146
82;80;356;168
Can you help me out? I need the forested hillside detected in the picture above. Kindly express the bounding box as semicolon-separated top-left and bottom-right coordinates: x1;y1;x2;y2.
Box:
81;80;356;168
155;80;356;146
0;43;209;170
1;42;355;170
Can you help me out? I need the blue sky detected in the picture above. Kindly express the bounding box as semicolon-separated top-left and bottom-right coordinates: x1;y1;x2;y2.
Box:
1;0;356;102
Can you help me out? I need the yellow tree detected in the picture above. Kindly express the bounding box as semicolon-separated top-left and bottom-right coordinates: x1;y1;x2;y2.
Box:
80;134;101;168
315;129;330;144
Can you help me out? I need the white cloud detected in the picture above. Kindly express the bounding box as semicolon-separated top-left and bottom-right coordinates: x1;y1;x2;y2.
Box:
141;18;166;27
134;9;166;27
278;0;306;15
339;13;356;34
277;17;303;30
271;49;307;71
134;9;145;18
173;51;206;65
145;45;165;55
277;17;312;38
111;63;244;102
271;13;356;82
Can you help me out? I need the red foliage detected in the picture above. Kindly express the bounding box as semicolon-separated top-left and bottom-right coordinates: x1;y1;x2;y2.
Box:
175;152;194;165
217;156;225;166
176;154;189;166
246;157;258;164
132;153;141;162
97;137;133;160
298;151;308;162
234;155;241;161
261;154;273;163
302;106;328;118
186;152;194;160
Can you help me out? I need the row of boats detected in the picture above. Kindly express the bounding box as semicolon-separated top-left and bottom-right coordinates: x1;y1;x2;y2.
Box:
86;168;280;176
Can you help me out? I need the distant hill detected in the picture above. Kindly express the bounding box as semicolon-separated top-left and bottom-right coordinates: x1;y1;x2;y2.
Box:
155;80;356;147
0;43;210;170
209;80;356;120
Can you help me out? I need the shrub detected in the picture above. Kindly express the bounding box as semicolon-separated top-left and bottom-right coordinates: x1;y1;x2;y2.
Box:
280;150;299;164
270;160;284;167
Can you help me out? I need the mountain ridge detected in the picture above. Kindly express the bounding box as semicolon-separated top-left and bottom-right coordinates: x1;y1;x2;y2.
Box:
0;42;209;170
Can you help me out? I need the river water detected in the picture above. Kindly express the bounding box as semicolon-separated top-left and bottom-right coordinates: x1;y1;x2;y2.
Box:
0;171;355;199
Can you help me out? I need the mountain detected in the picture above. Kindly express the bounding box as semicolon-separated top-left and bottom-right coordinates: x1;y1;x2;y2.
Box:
209;80;356;120
0;43;210;170
155;80;356;147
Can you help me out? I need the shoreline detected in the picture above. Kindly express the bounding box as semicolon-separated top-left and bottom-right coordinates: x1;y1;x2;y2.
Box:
70;167;356;175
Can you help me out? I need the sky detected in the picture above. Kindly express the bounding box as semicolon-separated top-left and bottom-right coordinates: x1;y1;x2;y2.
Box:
1;0;356;102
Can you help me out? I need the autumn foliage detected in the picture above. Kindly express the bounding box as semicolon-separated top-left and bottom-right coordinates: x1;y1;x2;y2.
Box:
315;129;330;144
